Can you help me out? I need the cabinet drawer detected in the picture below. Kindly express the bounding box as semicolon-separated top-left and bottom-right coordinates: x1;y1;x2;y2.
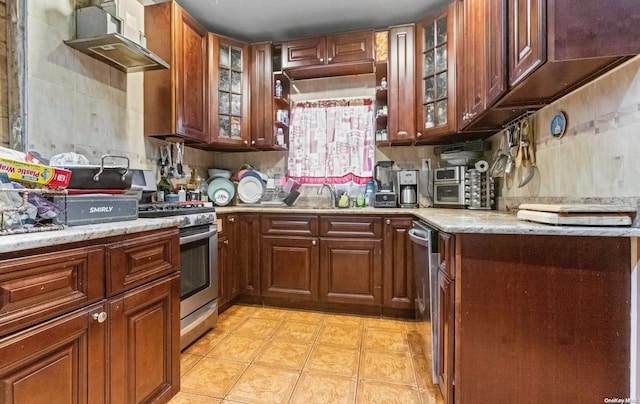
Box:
320;216;382;238
438;232;455;279
0;246;105;337
106;228;179;296
261;215;318;236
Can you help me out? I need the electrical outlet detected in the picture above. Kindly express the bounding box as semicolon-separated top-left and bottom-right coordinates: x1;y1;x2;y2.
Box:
421;158;432;171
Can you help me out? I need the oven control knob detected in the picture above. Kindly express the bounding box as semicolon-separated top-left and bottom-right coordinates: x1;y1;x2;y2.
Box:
180;217;190;227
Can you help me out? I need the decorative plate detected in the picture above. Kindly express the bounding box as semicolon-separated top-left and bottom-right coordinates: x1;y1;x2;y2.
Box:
238;176;264;204
207;177;235;204
212;188;231;206
550;111;567;139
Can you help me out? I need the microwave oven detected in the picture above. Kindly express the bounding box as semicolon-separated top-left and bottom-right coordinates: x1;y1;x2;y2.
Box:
433;181;466;207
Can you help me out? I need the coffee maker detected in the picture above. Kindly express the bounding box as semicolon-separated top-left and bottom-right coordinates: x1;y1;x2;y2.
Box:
373;161;398;208
397;169;419;208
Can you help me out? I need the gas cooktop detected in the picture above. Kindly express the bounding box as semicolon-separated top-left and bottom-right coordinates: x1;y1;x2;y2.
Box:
138;202;216;218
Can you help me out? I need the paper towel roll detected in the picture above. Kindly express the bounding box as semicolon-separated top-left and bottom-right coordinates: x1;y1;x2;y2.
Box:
475;160;489;172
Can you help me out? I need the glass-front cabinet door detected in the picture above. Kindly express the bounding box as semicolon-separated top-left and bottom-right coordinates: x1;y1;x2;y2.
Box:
415;3;457;143
209;34;250;146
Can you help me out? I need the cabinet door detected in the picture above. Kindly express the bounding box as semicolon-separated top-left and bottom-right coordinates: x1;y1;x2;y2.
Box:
319;238;382;306
217;234;231;308
458;0;485;127
382;217;414;310
508;0;546;87
485;0;507;105
238;214;261;296
108;274;180;404
438;232;456;280
0;302;106;404
437;270;455;404
175;6;209;142
388;24;416;144
326;31;374;64
210;35;251;147
261;236;319;301
282;37;326;68
249;43;273;148
416;4;458;142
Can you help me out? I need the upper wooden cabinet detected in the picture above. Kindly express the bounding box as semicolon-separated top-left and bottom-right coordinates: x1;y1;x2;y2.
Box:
387;24;416;145
415;4;458;144
456;0;507;131
145;2;209;143
209;34;251;147
282;30;375;79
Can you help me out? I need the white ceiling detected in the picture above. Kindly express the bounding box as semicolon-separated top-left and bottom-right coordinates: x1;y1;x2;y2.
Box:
172;0;453;43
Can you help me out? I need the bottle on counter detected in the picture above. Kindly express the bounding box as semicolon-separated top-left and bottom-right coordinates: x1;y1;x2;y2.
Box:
276;128;285;146
177;187;186;202
156;175;171;202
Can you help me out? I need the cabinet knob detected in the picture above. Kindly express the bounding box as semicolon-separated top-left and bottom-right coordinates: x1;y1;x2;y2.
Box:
327;57;333;62
244;140;248;145
251;140;256;145
229;217;235;223
386;219;391;225
224;239;229;245
417;132;423;138
397;131;408;136
463;112;477;121
312;240;317;245
319;57;324;63
92;312;107;323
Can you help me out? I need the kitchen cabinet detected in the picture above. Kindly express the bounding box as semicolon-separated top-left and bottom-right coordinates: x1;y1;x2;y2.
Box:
145;2;209;143
237;214;262;299
209;34;251;147
456;0;507;131
0;228;181;404
261;235;319;302
249;43;289;150
436;232;455;404
217;214;239;311
282;30;375;79
319;214;383;306
387;24;416;145
382;217;414;311
415;4;458;144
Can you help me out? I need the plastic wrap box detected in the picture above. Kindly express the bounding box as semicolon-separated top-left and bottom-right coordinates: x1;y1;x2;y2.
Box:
0;157;72;188
53;194;138;226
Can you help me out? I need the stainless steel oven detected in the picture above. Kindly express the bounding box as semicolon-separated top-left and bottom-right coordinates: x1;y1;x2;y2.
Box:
433;166;467;207
138;203;218;349
179;221;218;349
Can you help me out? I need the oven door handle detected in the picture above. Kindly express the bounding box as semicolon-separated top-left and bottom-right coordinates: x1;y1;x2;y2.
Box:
180;228;218;245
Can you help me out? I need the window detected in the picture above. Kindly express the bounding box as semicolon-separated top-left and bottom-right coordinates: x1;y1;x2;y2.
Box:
287;98;375;184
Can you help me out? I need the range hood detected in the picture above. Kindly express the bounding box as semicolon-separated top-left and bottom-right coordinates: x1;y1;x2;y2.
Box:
65;6;169;73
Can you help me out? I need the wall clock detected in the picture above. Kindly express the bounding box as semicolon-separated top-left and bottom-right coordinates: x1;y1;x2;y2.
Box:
550;111;567;138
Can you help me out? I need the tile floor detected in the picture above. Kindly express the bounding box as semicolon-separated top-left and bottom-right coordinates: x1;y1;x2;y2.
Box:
170;304;444;404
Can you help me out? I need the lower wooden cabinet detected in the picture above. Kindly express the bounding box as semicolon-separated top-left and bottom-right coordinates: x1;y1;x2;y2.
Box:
107;274;180;404
261;235;319;301
437;267;455;404
0;302;107;404
0;229;181;404
382;217;414;310
319;238;382;306
238;214;261;297
218;214;239;310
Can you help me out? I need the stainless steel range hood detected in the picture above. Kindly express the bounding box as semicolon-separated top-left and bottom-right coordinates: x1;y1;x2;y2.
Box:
65;6;169;73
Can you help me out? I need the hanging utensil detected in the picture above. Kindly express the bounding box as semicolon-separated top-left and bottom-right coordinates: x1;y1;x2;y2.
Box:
175;142;184;176
489;133;508;178
519;117;537;187
504;126;515;174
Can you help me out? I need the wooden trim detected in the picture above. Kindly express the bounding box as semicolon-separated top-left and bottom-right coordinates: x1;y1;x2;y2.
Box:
6;0;25;151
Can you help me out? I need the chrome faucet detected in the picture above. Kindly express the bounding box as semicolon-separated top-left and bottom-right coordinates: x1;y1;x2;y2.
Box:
318;183;337;207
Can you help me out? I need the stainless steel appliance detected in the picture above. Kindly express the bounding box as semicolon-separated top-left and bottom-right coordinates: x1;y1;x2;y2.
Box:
139;202;218;349
397;169;419;208
433;166;466;207
409;220;440;384
373;160;397;208
465;169;495;210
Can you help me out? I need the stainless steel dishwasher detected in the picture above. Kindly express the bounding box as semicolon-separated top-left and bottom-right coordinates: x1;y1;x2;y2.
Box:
409;220;440;385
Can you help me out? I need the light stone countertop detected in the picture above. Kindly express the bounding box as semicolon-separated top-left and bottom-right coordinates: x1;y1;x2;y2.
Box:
215;205;640;237
0;218;179;254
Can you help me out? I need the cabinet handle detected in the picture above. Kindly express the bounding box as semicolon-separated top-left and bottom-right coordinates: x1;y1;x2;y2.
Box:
312;240;317;245
229;217;235;223
397;131;408;136
386;219;391;225
92;312;107;323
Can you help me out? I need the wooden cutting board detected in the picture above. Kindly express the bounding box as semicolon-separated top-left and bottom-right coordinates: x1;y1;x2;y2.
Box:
517;209;633;226
518;203;636;213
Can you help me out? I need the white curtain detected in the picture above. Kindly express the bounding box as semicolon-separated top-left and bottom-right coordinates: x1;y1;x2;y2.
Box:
287;98;374;184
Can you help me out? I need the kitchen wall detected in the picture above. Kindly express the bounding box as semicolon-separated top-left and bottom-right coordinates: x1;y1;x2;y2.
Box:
493;55;640;211
24;0;215;176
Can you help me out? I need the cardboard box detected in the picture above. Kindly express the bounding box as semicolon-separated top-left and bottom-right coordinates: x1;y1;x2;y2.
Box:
0;157;72;188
